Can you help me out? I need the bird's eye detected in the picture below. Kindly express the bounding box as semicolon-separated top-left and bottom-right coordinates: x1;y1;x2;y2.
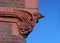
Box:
30;18;33;21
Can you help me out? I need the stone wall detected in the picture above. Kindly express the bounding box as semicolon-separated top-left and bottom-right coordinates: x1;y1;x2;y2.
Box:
0;22;26;43
0;0;25;8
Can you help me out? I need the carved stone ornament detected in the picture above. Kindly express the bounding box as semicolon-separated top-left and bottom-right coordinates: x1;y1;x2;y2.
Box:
0;0;44;43
0;9;44;38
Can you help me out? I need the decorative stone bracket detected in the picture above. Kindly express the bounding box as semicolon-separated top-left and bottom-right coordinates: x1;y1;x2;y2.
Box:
0;9;44;38
0;0;44;43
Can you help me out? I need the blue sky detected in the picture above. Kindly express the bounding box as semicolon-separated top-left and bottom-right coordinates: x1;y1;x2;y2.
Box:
27;0;60;43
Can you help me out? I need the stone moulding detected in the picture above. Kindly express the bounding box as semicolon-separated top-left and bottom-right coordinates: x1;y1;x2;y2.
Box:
0;9;44;38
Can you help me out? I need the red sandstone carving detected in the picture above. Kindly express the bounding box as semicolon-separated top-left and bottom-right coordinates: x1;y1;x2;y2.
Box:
0;9;44;37
0;0;44;43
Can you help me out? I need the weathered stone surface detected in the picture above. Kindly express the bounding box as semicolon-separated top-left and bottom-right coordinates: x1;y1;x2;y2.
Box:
0;0;25;8
0;22;26;43
0;0;44;43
